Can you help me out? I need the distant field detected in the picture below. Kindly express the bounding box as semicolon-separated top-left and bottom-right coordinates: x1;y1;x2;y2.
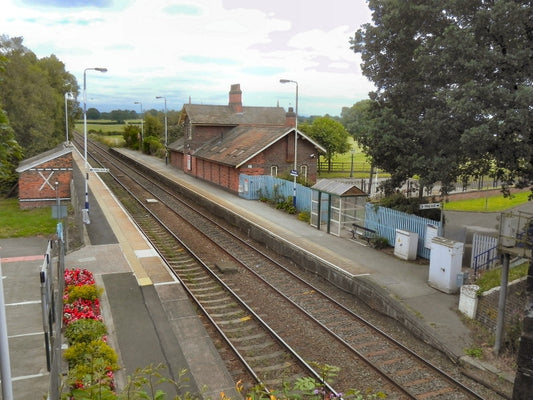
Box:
74;120;140;134
75;122;123;134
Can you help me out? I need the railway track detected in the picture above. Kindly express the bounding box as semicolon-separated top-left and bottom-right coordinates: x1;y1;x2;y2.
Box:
73;134;500;399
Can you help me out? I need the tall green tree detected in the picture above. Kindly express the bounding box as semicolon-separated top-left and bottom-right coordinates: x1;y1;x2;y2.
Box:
0;107;23;194
0;54;23;194
143;113;163;139
300;116;350;172
350;0;533;195
352;2;533;395
0;35;79;158
86;107;101;120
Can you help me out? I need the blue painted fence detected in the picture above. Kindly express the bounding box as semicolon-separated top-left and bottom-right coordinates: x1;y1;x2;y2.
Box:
364;203;442;259
238;174;312;212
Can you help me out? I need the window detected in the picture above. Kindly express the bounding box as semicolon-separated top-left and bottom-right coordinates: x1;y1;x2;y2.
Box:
270;166;278;176
300;165;308;180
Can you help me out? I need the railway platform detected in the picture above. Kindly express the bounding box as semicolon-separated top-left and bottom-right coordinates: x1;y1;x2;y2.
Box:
109;149;518;391
1;145;517;399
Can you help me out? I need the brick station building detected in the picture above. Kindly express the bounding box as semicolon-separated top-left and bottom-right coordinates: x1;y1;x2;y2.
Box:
16;143;73;209
168;84;326;193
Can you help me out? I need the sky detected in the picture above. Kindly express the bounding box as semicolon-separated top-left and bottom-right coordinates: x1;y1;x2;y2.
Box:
2;0;375;116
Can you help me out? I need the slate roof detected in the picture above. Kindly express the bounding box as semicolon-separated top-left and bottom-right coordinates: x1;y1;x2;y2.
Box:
16;143;72;173
181;104;287;126
169;126;326;168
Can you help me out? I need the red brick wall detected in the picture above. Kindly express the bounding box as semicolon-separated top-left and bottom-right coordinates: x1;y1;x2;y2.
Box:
18;153;73;209
170;131;320;192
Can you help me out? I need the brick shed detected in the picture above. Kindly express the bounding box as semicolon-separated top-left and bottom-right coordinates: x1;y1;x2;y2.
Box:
16;143;73;209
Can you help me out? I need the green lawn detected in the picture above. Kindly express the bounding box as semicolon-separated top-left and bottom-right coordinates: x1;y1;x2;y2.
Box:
443;191;530;212
0;198;58;238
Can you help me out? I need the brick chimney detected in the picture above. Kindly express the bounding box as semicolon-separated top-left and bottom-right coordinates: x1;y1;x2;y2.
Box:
285;107;296;127
229;83;243;113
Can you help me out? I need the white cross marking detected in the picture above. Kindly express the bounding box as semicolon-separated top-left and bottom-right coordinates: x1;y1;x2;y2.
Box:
38;170;55;191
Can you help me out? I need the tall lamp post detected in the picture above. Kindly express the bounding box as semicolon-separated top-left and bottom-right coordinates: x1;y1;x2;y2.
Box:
134;101;144;149
156;96;168;165
350;148;355;178
0;248;13;400
64;92;74;144
280;79;298;207
83;67;107;224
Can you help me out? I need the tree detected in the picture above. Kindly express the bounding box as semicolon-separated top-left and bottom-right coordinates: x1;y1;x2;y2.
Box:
122;124;141;150
143;114;163;139
351;3;533;395
0;107;23;194
109;109;135;124
86;108;101;120
300;116;350;172
341;100;374;141
0;35;79;158
350;1;533;195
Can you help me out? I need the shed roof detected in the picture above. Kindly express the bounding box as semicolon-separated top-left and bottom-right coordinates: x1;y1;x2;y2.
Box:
181;104;287;126
311;179;367;197
16;143;72;173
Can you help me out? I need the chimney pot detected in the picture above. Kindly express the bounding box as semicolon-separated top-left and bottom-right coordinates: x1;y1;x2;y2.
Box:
229;83;243;113
285;107;296;127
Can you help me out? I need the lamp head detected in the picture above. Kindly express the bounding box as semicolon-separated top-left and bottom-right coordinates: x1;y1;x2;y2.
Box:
280;79;291;84
156;96;164;99
95;68;107;72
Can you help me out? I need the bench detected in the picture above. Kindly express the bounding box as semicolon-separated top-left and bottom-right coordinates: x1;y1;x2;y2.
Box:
351;223;377;245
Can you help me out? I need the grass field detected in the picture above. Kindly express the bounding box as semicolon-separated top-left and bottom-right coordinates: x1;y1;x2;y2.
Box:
443;191;530;212
75;122;124;134
0;198;58;238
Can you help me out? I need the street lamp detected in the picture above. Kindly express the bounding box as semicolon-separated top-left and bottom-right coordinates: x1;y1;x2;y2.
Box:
134;101;144;149
64;92;74;144
0;247;13;400
280;79;298;207
155;96;168;165
83;67;107;224
350;148;355;178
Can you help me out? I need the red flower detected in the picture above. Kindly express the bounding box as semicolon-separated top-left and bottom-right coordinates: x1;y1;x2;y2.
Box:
64;268;95;287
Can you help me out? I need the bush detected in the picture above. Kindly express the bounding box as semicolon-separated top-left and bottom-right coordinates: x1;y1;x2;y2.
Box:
123;124;141;150
66;284;103;303
371;236;389;249
142;135;163;155
63;340;119;372
65;319;107;345
298;211;310;222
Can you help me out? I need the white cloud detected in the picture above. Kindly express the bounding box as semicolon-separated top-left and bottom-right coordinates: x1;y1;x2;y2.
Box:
1;0;374;115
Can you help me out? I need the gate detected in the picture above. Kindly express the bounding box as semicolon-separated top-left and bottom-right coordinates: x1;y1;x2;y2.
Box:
471;233;499;277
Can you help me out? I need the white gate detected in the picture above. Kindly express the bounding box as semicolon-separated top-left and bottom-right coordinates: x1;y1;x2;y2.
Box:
471;233;498;276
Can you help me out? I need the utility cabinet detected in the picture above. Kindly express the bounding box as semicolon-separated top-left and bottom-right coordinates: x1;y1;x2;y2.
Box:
394;229;418;260
429;237;464;293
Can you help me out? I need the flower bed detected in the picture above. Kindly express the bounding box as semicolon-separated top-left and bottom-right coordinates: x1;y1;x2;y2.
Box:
62;268;119;399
